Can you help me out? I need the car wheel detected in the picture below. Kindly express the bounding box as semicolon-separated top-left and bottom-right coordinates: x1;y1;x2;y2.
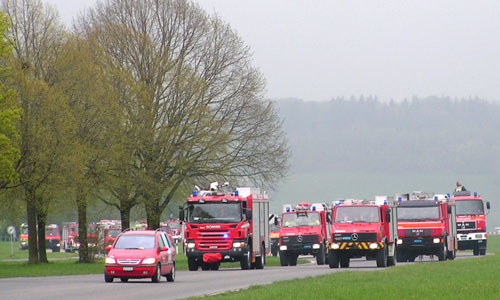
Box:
151;264;161;283
316;243;326;265
437;244;446;261
104;272;113;283
166;263;175;282
187;257;198;271
339;255;350;268
473;248;479;256
209;263;220;271
279;250;288;266
240;247;252;270
328;251;339;269
479;249;486;256
288;253;298;266
255;244;265;269
120;277;129;282
376;246;388;268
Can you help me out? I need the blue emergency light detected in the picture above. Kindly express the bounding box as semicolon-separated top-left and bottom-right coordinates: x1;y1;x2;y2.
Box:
286;207;291;212
434;196;438;200
447;193;451;197
235;190;239;196
398;197;402;202
474;192;478;197
312;206;316;211
193;190;198;196
223;233;229;239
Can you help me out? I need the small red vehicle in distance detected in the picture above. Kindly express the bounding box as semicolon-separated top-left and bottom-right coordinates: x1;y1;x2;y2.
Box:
104;229;176;283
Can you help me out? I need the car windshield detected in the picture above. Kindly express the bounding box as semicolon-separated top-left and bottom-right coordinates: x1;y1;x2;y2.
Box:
187;202;242;223
456;200;484;216
46;228;59;236
334;206;380;223
88;225;97;234
397;206;440;221
282;212;320;227
22;227;28;235
114;235;156;250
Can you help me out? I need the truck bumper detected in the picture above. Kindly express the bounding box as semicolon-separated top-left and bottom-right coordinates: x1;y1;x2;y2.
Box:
457;233;487;250
397;237;443;255
279;243;321;256
185;248;246;262
329;241;384;257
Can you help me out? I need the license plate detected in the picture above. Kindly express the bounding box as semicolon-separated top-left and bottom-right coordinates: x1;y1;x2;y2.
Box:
123;267;133;271
460;237;467;240
414;239;422;243
210;246;217;249
304;245;312;249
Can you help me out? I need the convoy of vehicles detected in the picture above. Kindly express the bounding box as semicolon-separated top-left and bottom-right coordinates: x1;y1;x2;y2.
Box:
396;192;457;262
279;202;331;266
179;183;269;271
452;191;490;255
104;229;176;283
328;198;398;268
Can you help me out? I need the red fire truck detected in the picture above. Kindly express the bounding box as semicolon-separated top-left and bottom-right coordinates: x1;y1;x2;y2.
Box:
279;202;331;266
180;183;269;271
396;192;457;262
328;199;398;268
452;191;490;255
45;224;61;252
62;222;79;252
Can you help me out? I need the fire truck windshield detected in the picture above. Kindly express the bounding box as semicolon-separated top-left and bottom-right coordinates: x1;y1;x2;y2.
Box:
167;222;180;229
114;235;155;249
456;200;484;216
282;212;320;227
334;206;379;223
46;228;59;236
109;229;121;237
187;202;242;223
397;206;440;221
21;226;28;235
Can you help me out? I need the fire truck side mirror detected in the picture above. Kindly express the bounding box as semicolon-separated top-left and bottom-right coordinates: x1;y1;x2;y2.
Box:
326;212;332;223
447;206;452;214
274;217;279;226
486;202;491;210
179;205;185;222
245;209;252;220
384;209;391;222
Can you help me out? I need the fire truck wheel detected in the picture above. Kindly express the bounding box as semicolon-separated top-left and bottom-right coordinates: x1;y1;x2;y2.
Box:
473;248;479;256
151;264;162;282
288;253;298;266
255;244;265;269
339;255;350;268
166;263;175;282
53;247;60;253
120;277;129;282
316;244;326;265
328;251;339;268
479;249;486;256
240;248;252;270
104;272;114;283
201;263;211;271
279;251;288;266
437;244;446;261
209;263;220;271
376;247;388;268
271;247;278;257
187;257;199;271
447;248;456;260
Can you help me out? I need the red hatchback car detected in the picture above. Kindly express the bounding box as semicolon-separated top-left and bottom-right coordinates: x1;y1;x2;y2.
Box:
104;229;176;283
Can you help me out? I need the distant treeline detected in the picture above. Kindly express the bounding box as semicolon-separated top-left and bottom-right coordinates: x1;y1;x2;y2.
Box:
276;97;500;174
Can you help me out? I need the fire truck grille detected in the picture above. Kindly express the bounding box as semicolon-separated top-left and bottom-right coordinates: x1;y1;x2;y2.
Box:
117;259;140;265
405;229;431;236
197;231;231;251
281;234;319;245
333;233;377;242
457;221;476;230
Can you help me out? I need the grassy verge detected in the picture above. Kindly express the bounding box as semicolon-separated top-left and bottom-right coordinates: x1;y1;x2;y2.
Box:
187;236;500;300
0;242;307;278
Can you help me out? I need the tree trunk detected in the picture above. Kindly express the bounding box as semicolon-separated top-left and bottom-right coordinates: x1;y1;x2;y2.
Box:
36;206;48;263
26;196;39;264
120;204;131;232
76;187;90;263
145;199;160;230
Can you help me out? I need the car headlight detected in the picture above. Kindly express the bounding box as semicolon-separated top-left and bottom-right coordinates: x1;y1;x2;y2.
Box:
105;257;116;264
369;243;378;249
233;242;245;248
397;239;403;245
280;245;287;251
312;244;320;249
433;238;440;244
187;242;195;249
331;243;340;249
142;258;156;265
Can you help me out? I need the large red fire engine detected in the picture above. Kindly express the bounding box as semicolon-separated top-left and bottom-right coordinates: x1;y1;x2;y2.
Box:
19;223;28;250
279;202;331;266
180;183;269;271
45;224;61;252
328;198;398;268
396;192;457;262
452;191;490;255
62;222;79;252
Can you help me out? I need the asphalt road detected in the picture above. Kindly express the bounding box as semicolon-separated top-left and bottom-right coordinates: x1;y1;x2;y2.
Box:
0;252;480;300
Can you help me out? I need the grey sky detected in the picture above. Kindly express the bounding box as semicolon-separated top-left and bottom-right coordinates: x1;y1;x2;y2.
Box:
44;0;500;102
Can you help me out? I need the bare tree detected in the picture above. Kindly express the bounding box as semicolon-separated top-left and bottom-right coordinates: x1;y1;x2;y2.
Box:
77;0;290;229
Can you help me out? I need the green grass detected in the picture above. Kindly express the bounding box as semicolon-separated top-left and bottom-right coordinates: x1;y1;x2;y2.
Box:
0;241;306;278
186;236;500;300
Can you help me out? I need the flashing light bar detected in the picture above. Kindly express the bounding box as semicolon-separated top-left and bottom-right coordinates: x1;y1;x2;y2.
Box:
398;197;402;202
193;190;198;196
235;190;239;196
474;192;478;197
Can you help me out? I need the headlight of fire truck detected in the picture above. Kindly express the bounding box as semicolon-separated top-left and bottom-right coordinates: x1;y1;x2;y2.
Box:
142;258;156;265
433;238;441;244
369;243;378;249
397;239;403;245
331;243;340;249
105;257;116;264
187;242;195;249
233;242;245;248
312;244;320;249
279;245;287;251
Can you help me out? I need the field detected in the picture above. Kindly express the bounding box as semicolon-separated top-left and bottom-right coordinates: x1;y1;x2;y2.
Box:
187;235;500;300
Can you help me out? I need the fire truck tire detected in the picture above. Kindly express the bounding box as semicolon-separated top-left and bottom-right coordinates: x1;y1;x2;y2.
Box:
387;254;396;267
316;244;326;265
279;251;288;266
328;251;339;268
271;247;278;257
376;247;388;268
151;264;162;282
447;248;456;260
104;272;114;283
201;263;211;271
479;249;486;256
120;277;129;282
240;248;252;270
188;257;199;271
166;263;175;282
255;244;265;269
437;244;446;261
53;247;60;253
339;255;350;268
473;248;479;256
396;249;407;263
288;253;298;266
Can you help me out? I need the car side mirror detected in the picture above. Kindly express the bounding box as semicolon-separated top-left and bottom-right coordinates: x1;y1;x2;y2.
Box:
274;217;279;226
447;206;452;214
245;209;252;220
160;246;168;252
106;245;112;252
486;202;490;210
179;205;184;221
384;209;391;222
326;212;332;223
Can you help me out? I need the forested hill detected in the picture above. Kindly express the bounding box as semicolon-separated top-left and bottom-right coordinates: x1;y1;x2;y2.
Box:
275;97;500;175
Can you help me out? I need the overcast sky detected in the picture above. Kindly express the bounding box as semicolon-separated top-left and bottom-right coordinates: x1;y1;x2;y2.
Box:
43;0;500;102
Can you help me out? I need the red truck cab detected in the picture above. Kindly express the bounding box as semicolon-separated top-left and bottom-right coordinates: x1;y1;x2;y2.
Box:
396;192;457;262
45;224;61;252
180;184;269;271
452;191;490;255
279;202;331;266
328;199;397;268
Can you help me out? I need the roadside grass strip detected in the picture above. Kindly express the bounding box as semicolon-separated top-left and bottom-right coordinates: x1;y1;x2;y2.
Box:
186;236;500;300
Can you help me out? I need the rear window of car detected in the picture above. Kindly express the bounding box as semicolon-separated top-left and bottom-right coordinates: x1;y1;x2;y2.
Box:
114;235;156;249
